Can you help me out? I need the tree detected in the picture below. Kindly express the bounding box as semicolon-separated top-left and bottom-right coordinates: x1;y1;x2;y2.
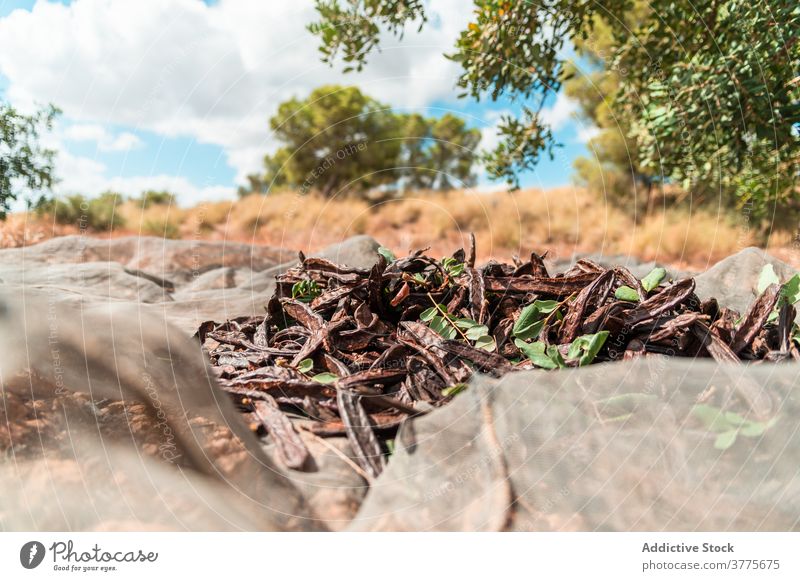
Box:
309;0;800;226
263;84;403;197
254;85;480;196
0;102;59;218
563;3;658;217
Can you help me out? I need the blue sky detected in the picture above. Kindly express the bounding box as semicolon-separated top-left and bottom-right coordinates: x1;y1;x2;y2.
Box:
0;0;594;205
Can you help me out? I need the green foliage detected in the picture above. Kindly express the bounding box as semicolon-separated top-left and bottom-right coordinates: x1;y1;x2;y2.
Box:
0;103;59;218
420;302;496;351
309;1;800;228
515;331;609;369
611;1;800;225
132;190;176;208
615;267;666;301
641;268;666;293
691;404;778;450
257;85;480;196
308;1;427;73
291;279;322;302
756;264;800;323
35;192;125;231
513;299;560;340
297;358;314;374
614;286;639;302
142;217;180;239
377;246;396;262
312;372;338;384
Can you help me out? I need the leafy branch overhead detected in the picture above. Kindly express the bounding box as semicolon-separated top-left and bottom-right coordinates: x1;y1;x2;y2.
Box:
0;103;60;217
309;1;800;222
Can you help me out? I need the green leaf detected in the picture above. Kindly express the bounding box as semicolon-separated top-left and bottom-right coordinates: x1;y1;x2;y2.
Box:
615;285;639;302
691;404;735;433
377;246;396;262
739;422;766;437
641;267;667;292
442;383;468;397
781;274;800;304
757;264;780;293
515;339;559;369
565;331;609;366
474;335;496;352
465;324;489;340
297;358;313;374
429;316;457;339
513;300;558;340
714;430;738;450
546;344;566;368
311;372;338;384
454;317;478;329
441;257;464;277
420;307;439;322
385;439;395;455
723;410;746;426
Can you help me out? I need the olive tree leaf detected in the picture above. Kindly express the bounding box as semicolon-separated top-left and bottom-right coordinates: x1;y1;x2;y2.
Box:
641;267;667;292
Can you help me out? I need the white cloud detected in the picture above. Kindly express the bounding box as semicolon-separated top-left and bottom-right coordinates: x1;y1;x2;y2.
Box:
63;123;144;151
540;93;578;130
53;146;234;205
0;0;469;186
576;124;602;144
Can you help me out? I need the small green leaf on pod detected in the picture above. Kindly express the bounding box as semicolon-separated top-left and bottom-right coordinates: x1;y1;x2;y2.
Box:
297;358;313;374
311;372;338;384
641;267;667;292
377;246;396;262
615;285;639;302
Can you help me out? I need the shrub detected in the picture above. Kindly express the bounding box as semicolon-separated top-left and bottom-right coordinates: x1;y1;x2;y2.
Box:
35;192;125;231
132;190;176;208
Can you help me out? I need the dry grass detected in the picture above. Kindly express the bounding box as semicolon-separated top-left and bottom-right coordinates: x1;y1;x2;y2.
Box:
7;187;797;270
